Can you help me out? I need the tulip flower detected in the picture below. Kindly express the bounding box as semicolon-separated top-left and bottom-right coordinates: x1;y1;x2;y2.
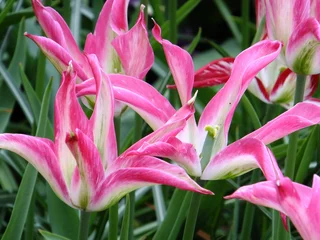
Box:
226;174;320;240
77;22;320;181
265;0;320;75
0;58;211;211
193;57;318;108
26;0;153;81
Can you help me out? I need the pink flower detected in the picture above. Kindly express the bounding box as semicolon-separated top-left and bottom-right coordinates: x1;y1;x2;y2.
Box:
26;0;153;80
193;57;318;108
0;59;211;211
226;174;320;240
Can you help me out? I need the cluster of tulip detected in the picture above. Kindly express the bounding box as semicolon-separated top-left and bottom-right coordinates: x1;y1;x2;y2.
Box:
1;0;320;239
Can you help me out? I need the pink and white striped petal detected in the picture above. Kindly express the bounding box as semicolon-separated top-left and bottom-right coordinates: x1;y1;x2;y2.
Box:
112;6;154;79
89;155;212;211
152;20;194;105
244;101;320;144
84;0;128;74
0;134;70;204
192;57;234;88
31;0;86;66
76;74;175;130
87;55;117;168
66;129;105;209
25;34;90;80
265;0;310;46
286;18;320;75
54;66;90;185
198;40;282;155
201;138;283;180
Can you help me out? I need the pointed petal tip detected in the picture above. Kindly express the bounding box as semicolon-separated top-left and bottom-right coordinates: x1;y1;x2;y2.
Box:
187;91;198;105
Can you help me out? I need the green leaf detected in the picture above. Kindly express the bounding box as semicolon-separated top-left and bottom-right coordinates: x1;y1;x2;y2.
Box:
151;0;201;46
0;0;15;25
39;229;71;240
0;19;28;132
213;0;242;44
0;157;17;191
46;186;80;240
295;126;319;183
2;78;53;240
20;65;54;139
149;0;165;25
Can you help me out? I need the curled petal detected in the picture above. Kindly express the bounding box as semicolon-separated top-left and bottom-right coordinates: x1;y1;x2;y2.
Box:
31;0;86;66
54;67;90;185
201;138;283;180
25;34;90;80
87;55;117;168
66;129;105;209
90;155;212;211
192;57;234;88
0;134;69;204
286;18;320;75
198;40;282;154
152;20;194;105
127;137;201;176
76;74;175;130
244;101;320;144
112;6;154;79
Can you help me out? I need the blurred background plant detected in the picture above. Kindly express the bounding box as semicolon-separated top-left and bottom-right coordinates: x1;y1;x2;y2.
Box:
0;0;319;239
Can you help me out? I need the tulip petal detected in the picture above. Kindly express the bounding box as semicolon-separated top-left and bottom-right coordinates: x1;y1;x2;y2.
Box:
90;155;212;211
192;57;234;88
225;181;285;213
86;55;117;168
265;0;310;46
201;138;283;180
54;66;90;185
152;20;193;105
31;0;86;66
25;34;90;80
286;18;320;75
66;129;105;209
76;74;175;130
84;0;129;74
112;6;154;79
306;175;320;236
244;101;320;144
248;76;270;103
277;178;313;239
0;134;69;204
198;40;282;155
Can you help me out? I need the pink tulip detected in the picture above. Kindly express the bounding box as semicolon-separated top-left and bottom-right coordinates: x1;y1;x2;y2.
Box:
0;59;211;211
265;0;320;74
193;57;318;107
26;0;153;80
226;175;320;240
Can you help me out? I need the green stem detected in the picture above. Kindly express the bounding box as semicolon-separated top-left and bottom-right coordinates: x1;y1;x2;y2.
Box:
78;211;90;240
109;203;119;240
284;74;306;179
120;195;132;240
153;189;187;240
241;94;261;129
241;0;250;49
167;192;192;240
182;134;213;240
277;74;306;239
182;185;202;240
240;170;259;240
168;0;177;44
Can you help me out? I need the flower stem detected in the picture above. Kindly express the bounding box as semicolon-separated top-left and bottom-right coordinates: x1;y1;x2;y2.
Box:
182;182;202;240
168;0;177;44
182;134;213;240
285;74;306;179
109;203;119;240
78;211;90;240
